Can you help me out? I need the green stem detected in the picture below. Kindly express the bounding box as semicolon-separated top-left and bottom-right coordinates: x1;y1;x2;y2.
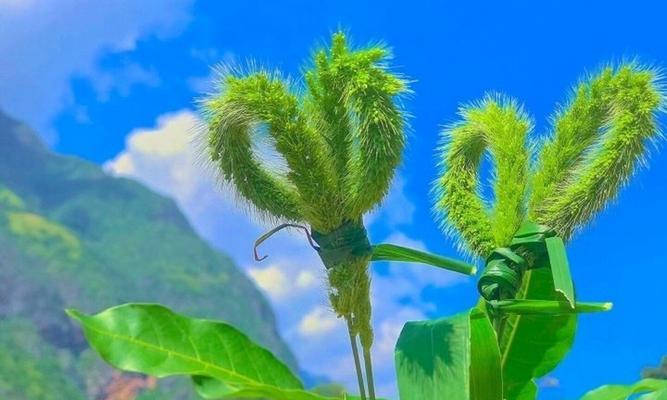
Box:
346;317;367;400
362;345;376;400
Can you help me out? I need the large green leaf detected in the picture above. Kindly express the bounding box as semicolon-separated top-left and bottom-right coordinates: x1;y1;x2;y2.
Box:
640;389;667;400
67;304;336;400
581;379;667;400
499;267;577;399
395;307;502;400
640;388;667;400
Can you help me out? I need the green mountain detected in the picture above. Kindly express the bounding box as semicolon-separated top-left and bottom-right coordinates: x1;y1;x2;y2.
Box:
0;111;297;399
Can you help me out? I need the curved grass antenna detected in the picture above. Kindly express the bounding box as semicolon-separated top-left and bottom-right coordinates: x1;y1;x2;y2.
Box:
201;79;303;222
433;96;532;258
203;70;339;228
530;64;664;239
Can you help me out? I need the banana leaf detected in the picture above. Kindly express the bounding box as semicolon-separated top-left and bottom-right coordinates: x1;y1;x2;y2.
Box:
394;307;502;400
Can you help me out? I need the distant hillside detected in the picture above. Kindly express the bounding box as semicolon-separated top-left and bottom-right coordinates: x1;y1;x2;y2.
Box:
0;111;296;399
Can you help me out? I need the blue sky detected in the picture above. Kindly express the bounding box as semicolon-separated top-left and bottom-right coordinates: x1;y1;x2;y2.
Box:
2;1;667;398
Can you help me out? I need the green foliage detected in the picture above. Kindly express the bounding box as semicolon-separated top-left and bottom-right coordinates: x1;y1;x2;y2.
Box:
581;378;667;400
394;308;501;400
68;304;364;400
496;267;576;398
0;318;85;400
0;186;25;209
6;211;82;263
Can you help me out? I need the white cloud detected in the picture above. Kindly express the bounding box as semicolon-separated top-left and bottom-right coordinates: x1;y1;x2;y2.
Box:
298;306;339;337
105;110;468;399
248;265;290;299
296;270;317;289
0;0;193;142
248;263;321;301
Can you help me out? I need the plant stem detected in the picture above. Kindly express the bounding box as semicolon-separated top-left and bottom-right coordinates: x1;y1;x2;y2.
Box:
346;317;367;400
362;345;376;400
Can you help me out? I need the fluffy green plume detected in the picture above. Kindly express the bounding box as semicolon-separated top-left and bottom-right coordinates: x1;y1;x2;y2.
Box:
305;34;407;218
201;31;409;399
203;32;408;232
434;95;532;258
530;64;664;239
433;63;663;400
434;64;663;256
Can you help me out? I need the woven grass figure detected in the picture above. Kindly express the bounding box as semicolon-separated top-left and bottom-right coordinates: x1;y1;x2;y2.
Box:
434;64;664;398
200;32;409;399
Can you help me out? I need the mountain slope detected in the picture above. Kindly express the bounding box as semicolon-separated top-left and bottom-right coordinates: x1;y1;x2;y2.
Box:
0;111;296;398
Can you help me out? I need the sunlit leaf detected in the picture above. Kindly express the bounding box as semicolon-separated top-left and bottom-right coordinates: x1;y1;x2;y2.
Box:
499;268;576;399
395;307;502;400
67;304;341;400
581;378;667;400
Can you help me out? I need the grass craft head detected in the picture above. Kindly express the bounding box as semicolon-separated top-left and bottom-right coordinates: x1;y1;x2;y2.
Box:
200;31;414;399
436;63;663;257
202;32;407;230
432;63;664;398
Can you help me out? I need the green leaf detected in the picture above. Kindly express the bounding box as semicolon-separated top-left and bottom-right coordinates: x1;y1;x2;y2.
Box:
395;307;502;400
67;304;335;400
490;299;612;315
498;267;577;400
469;308;503;400
581;378;667;400
510;381;537;400
371;243;477;275
192;376;238;398
544;236;575;307
640;388;667;400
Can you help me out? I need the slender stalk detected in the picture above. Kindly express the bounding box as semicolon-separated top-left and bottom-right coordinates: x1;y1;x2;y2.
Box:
346;316;367;400
362;345;376;400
